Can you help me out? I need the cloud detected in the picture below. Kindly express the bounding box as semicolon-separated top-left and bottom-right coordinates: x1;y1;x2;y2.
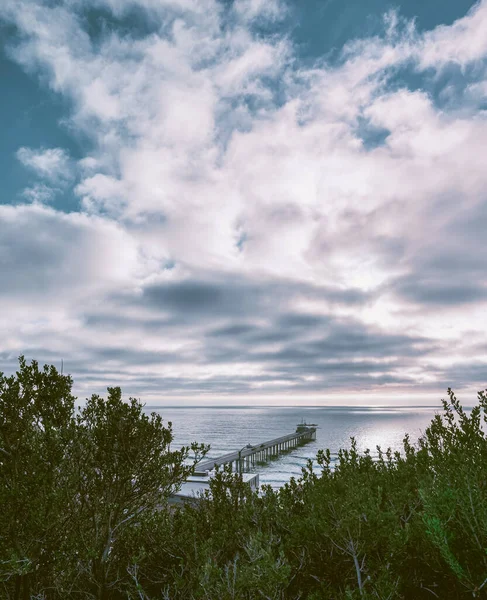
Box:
233;0;287;23
16;146;72;182
0;203;140;303
418;0;487;68
21;183;58;204
1;0;487;402
135;276;371;327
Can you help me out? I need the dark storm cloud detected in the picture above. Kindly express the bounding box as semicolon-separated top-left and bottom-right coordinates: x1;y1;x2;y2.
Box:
394;276;487;305
207;324;258;337
204;315;433;363
195;306;438;391
84;314;176;331
52;270;442;397
140;277;371;319
70;370;416;397
0;209;81;294
277;313;331;329
0;204;134;307
452;199;487;237
14;274;429;398
144;281;226;313
436;363;487;390
9;313;485;399
4;253;483;399
92;347;189;366
308;325;432;358
391;243;487;307
420;252;487;275
388;195;487;308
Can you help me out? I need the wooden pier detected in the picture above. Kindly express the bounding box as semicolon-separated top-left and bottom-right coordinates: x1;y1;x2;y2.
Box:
196;424;317;474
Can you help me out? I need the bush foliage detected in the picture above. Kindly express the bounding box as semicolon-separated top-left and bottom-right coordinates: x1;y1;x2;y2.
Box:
1;358;487;599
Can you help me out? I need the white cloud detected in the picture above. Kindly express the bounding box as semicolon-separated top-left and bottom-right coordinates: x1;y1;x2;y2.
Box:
0;203;140;302
21;183;57;204
16;146;72;182
215;38;288;95
1;0;487;400
233;0;287;23
76;174;127;215
418;0;487;68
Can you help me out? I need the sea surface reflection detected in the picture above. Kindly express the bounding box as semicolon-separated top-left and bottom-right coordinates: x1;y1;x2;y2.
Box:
147;405;442;488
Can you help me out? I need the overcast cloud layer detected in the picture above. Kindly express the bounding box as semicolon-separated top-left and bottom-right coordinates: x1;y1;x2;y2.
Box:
1;0;486;404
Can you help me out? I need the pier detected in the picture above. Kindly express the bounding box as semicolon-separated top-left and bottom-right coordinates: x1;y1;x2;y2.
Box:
196;424;317;475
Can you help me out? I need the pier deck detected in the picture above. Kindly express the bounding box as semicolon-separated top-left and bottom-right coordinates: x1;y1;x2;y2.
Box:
196;425;317;474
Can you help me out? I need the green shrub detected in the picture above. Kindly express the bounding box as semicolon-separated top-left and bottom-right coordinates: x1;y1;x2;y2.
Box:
2;358;487;599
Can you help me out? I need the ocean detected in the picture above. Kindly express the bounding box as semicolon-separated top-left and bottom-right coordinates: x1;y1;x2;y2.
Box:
147;405;442;488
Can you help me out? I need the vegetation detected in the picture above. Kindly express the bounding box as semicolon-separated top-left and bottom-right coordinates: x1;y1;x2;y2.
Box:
1;358;487;599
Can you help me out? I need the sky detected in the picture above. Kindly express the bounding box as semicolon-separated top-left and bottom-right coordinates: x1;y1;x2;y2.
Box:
0;0;486;405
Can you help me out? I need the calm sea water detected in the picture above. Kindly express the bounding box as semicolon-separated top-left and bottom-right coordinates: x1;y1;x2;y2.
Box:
147;405;442;488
